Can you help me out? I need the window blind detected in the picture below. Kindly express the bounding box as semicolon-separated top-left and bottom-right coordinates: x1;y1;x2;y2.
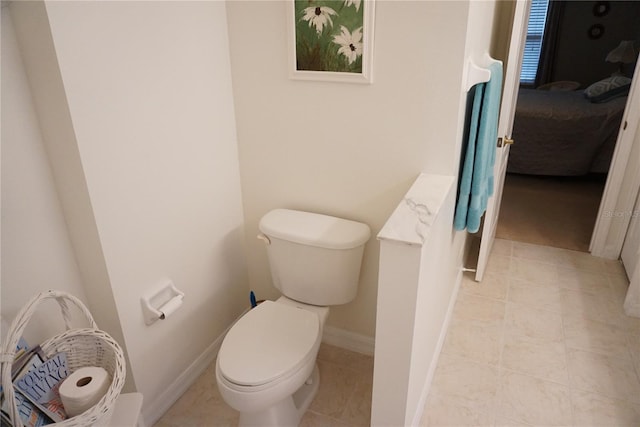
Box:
520;0;550;85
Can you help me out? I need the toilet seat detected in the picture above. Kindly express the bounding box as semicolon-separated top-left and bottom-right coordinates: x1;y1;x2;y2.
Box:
218;301;320;387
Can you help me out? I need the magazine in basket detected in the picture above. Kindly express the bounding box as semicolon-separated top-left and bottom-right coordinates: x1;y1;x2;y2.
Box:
14;352;69;423
1;349;69;427
1;347;50;427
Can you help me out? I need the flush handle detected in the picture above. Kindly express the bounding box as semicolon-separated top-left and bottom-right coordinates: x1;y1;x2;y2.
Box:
257;234;271;245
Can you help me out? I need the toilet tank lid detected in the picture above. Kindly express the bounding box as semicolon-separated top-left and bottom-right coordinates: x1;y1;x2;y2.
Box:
259;209;371;250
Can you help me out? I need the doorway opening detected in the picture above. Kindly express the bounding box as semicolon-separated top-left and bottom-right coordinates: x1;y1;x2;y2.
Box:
496;0;639;252
497;174;606;252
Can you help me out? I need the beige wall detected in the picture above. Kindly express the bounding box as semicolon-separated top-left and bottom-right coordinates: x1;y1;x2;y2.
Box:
8;1;249;418
227;0;469;338
9;2;129;375
3;0;516;418
552;1;640;86
1;9;89;345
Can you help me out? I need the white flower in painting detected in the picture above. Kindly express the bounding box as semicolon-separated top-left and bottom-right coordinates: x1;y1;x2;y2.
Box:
343;0;361;11
332;25;363;65
301;6;338;35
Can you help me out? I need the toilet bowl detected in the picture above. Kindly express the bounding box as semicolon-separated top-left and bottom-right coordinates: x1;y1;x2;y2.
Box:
216;298;329;426
215;209;370;426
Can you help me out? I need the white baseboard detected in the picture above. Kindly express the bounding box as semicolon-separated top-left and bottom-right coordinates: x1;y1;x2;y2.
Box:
140;335;222;427
322;325;375;356
410;267;464;426
140;309;248;427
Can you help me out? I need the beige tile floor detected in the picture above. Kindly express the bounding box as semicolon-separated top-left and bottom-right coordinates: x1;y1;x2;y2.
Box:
154;343;373;426
155;238;640;426
422;239;640;427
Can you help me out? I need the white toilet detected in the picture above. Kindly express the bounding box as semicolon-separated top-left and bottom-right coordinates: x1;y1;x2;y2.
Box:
215;208;370;426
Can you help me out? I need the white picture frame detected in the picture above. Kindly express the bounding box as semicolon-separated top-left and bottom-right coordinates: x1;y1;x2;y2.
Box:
287;0;375;84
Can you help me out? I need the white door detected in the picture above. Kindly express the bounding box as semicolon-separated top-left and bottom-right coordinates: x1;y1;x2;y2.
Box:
475;0;530;281
621;189;640;278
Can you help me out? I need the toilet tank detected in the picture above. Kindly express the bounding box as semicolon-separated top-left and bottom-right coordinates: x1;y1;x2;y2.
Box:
259;209;371;306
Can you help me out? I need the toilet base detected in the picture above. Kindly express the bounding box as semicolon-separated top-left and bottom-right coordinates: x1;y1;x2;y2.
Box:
238;364;320;427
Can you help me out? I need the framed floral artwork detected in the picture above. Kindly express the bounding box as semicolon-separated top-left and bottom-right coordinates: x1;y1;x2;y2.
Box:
287;0;375;83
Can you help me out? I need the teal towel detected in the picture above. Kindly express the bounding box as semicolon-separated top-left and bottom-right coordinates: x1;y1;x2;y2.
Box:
454;61;503;232
454;84;484;231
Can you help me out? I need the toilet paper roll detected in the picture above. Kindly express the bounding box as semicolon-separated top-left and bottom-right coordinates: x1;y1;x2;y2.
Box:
59;366;110;417
159;295;183;319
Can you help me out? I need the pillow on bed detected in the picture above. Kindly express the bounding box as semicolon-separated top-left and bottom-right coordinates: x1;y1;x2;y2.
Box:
584;76;631;103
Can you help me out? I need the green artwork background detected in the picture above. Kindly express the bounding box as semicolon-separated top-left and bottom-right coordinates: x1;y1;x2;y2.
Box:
294;0;365;73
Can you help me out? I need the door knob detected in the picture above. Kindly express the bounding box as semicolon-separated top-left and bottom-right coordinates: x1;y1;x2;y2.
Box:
497;137;515;147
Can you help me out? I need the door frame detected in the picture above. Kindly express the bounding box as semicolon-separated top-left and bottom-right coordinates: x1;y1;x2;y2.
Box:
590;59;640;260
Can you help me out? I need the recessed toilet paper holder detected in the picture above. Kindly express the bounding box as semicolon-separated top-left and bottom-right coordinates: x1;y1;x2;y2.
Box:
141;279;185;325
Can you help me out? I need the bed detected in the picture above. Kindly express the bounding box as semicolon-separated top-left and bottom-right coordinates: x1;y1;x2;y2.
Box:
508;88;627;176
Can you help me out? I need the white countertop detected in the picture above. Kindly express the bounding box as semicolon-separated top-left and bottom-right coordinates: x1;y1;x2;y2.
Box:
377;173;455;246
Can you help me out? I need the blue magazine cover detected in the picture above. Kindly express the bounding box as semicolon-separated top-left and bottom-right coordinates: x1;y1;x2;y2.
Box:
13;393;50;427
14;353;69;423
1;352;53;427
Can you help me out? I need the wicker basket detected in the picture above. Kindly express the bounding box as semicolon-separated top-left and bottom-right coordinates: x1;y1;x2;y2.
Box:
1;290;126;427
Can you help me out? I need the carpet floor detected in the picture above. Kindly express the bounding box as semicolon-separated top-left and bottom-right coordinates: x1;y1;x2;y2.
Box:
496;173;606;252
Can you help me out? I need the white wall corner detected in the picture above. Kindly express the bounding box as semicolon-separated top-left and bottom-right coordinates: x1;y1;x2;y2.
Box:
322;325;375;356
7;0;133;390
139;333;222;427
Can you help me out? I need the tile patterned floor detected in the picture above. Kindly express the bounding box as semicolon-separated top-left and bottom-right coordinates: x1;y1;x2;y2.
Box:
421;239;640;427
153;343;373;426
155;239;639;426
